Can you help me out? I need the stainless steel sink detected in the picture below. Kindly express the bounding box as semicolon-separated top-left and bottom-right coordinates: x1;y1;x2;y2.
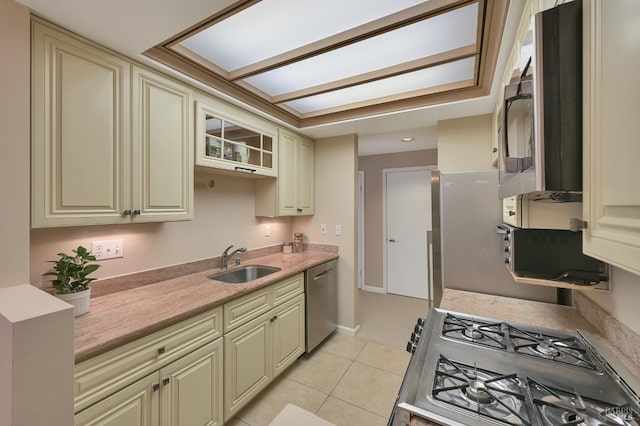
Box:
207;265;281;284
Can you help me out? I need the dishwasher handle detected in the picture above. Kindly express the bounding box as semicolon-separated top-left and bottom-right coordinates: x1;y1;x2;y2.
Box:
312;268;335;281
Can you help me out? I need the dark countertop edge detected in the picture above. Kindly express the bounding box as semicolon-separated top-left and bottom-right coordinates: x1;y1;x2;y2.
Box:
74;252;338;363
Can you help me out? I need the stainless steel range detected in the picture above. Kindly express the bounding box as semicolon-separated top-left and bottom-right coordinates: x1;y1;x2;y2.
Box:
390;308;640;426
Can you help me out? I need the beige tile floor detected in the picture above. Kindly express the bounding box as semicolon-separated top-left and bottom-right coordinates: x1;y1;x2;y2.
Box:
226;333;410;426
226;291;431;426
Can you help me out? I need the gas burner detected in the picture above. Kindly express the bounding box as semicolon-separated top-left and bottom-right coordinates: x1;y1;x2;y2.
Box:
528;378;640;426
432;356;530;426
533;340;561;357
463;326;484;340
442;313;507;350
508;327;597;370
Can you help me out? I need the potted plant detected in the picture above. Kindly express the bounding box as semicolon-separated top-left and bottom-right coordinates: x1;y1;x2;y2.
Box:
44;245;100;317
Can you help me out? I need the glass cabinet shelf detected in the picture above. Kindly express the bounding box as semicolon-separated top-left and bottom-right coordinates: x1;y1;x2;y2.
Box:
195;100;277;177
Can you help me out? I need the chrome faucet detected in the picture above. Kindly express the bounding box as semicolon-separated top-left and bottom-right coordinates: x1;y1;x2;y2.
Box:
221;245;247;270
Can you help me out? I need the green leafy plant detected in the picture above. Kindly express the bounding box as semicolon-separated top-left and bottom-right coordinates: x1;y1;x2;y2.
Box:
44;246;101;294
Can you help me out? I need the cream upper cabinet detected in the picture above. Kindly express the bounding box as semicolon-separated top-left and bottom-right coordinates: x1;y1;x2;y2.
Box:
195;96;277;178
131;66;193;222
582;0;640;276
31;20;131;227
255;128;315;216
31;19;193;227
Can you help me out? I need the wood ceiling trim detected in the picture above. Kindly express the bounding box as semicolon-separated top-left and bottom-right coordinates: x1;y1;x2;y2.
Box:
267;44;478;104
295;79;475;119
298;82;485;127
170;44;230;79
476;0;509;90
164;0;261;47
143;0;509;128
226;0;476;81
144;45;302;127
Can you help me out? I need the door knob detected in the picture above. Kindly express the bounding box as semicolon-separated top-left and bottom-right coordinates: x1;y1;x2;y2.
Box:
389;238;397;243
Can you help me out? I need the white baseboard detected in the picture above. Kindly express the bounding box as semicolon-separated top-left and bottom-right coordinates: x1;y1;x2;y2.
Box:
361;285;386;294
336;324;361;336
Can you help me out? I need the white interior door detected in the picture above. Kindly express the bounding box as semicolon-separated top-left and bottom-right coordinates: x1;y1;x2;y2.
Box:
385;168;432;299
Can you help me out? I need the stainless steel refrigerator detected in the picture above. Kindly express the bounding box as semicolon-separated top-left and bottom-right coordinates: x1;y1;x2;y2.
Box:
430;170;557;306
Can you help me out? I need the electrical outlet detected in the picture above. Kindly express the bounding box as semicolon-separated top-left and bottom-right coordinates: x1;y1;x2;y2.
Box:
321;224;327;234
335;225;342;236
92;239;123;260
265;224;271;237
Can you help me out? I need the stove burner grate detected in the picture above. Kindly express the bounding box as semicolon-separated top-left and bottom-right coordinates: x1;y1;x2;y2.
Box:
508;326;597;370
442;313;507;350
528;378;640;426
432;355;530;426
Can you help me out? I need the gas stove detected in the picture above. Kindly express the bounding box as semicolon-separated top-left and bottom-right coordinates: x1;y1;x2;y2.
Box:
390;309;640;426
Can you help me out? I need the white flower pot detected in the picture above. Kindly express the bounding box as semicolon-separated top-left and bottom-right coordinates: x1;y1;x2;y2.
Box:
56;288;91;317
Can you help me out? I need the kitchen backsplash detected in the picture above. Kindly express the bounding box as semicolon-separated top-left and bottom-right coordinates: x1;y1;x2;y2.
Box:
574;291;640;375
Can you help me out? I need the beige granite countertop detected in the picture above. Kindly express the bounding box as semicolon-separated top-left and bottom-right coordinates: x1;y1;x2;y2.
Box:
74;251;337;362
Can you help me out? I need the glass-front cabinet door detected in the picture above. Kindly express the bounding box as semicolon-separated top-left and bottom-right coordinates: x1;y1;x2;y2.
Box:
195;99;277;177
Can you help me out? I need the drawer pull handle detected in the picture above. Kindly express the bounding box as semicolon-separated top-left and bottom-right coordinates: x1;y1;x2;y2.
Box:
152;383;160;392
270;314;278;322
157;347;166;355
162;377;170;386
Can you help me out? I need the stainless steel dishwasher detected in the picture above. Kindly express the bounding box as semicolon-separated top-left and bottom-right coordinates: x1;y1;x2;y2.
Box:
304;259;338;352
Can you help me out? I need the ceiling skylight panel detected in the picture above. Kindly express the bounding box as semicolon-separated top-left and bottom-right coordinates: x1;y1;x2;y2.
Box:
179;0;427;72
283;57;475;114
244;3;478;97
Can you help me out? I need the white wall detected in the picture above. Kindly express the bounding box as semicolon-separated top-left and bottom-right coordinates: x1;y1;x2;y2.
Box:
0;0;30;288
294;135;359;330
437;114;494;172
0;2;74;425
31;173;293;286
584;268;640;335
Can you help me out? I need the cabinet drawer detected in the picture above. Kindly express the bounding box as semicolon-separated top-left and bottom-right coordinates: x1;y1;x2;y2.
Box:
223;287;271;333
75;306;222;412
272;273;304;306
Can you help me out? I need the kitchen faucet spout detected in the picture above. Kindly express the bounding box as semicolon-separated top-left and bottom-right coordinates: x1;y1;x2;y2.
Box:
221;245;247;270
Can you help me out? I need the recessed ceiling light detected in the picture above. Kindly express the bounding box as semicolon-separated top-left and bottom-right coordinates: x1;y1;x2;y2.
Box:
401;137;415;142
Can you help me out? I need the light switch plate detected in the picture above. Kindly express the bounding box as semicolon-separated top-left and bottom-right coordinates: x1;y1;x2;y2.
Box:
92;239;123;260
265;224;271;237
335;225;342;236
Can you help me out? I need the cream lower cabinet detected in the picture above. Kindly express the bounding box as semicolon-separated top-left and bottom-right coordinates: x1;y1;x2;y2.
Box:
75;339;222;426
31;19;192;227
74;307;223;426
255;128;314;216
582;0;640;275
223;274;306;421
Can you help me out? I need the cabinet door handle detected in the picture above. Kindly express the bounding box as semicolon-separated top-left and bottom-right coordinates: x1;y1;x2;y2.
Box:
157;346;166;355
270;314;278;322
152;383;160;392
133;209;141;215
123;209;132;216
235;166;256;173
162;377;170;386
297;208;302;213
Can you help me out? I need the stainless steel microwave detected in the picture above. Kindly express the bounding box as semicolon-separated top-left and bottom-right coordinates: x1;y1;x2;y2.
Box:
498;0;583;199
496;224;604;285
